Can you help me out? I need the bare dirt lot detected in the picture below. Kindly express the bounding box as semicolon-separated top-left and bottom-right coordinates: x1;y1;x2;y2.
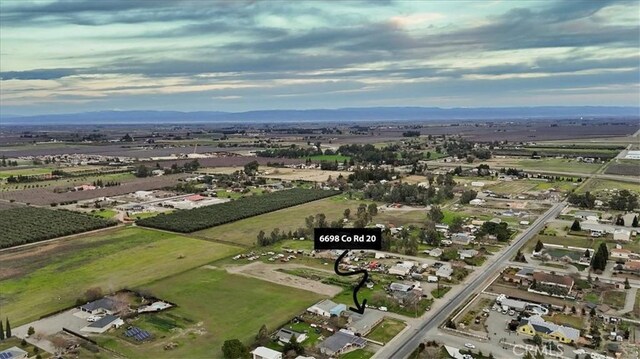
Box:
225;262;342;296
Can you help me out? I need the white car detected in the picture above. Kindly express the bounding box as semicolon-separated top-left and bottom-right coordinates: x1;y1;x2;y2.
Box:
464;343;476;349
508;310;515;316
87;315;102;322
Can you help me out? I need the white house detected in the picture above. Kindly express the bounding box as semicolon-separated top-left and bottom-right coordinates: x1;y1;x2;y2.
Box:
613;229;631;242
471;181;485;187
436;264;453;280
251;347;283;359
458;249;478;260
469;198;485;206
388;261;414;276
451;233;474;245
424;248;443;257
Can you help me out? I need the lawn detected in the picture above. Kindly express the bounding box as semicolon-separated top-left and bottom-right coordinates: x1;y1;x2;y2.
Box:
0;227;241;325
91;208;117;219
0;166;55;179
514;158;603;174
602;290;627;309
488;181;538;194
96;267;324;359
366;318;406;343
340;349;375;359
431;286;451;299
194;196;374;246
543;314;584;330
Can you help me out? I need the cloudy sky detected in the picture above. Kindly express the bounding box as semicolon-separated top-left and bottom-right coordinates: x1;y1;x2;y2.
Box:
1;0;639;115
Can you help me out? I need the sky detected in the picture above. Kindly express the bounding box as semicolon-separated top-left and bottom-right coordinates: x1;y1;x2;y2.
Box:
1;0;639;115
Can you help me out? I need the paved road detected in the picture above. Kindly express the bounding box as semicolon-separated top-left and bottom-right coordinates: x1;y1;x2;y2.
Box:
373;202;566;358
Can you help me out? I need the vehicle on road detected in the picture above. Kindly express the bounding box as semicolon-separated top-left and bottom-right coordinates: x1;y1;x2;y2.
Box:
465;343;476;349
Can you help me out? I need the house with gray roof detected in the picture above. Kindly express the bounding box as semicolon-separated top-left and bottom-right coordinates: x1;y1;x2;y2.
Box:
319;330;366;356
307;299;345;317
81;314;124;334
275;328;307;344
79;297;119;315
346;311;384;336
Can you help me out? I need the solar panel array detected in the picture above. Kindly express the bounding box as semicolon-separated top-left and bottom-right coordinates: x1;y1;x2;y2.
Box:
0;352;14;359
125;326;151;341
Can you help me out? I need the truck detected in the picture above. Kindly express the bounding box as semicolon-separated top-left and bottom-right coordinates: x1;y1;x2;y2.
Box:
427;275;438;282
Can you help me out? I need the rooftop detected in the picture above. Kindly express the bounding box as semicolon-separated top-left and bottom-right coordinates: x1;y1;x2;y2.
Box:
532;271;574;287
88;314;120;328
320;330;366;353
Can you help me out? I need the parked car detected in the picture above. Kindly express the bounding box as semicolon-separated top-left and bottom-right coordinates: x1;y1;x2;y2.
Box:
87;315;102;322
508;310;515;316
465;343;476;349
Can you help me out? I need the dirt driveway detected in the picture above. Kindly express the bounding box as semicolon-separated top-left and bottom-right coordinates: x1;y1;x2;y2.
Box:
225;262;342;296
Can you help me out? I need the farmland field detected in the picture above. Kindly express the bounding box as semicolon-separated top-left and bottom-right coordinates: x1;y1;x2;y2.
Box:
0;207;116;248
95;267;323;359
0;227;241;325
138;188;340;233
366;318;406;343
0;173;187;204
195;196;374;246
308;154;351;162
578;179;640;194
488;180;538;194
513;158;603;174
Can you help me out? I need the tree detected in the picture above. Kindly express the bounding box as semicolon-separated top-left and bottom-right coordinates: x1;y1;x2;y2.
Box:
282;334;305;356
535;240;544;252
28;326;35;336
256;230;266;246
428;206;444;223
5;318;11;338
625;278;631;289
633;215;639;228
134;164;149;178
616;216;625;226
571;306;577;314
571;219;581;231
459;190;477;204
121;133;133;142
84;287;103;301
0;320;4;340
367;203;378;217
221;339;247;359
243;160;259;176
343;208;351;219
532;333;542;347
591;242;609;272
255;324;268;345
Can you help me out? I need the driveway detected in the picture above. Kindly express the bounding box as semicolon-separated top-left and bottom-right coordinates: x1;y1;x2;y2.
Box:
13;308;90;354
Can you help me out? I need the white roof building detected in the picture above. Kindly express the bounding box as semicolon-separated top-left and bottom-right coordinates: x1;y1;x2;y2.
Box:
251;346;283;359
613;229;631;242
436;263;453;279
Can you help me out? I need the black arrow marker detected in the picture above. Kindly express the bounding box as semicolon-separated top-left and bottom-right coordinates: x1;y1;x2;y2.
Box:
334;250;368;314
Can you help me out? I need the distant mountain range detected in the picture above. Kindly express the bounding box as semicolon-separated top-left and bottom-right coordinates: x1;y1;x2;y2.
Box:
2;106;638;125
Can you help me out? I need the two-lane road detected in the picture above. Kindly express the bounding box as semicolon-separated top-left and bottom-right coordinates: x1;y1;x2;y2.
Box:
373;202;566;358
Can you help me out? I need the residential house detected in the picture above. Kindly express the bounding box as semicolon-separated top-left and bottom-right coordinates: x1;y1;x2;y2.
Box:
275;328;307;345
388;261;414;276
436;263;453;280
469;198;485;206
251;347;283;359
517;315;580;344
319;330;367;356
307;299;345;317
424;248;443;257
574;211;598;219
346;311;384;336
613;229;631;242
610;248;640;261
622;260;640;274
532;272;574;292
451;233;473;245
458;249;478;260
81;314;124;334
0;347;28;359
79;297;119;315
435;224;449;233
389;282;421;305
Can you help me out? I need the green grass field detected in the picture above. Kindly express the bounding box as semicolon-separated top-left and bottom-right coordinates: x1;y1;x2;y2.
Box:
366;318;406;343
0;167;55;179
194;196;374;246
578;179;640;194
96;267;324;359
341;349;375;359
513;158;603;174
543;314;584;329
91;209;117;219
0;227;241;325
